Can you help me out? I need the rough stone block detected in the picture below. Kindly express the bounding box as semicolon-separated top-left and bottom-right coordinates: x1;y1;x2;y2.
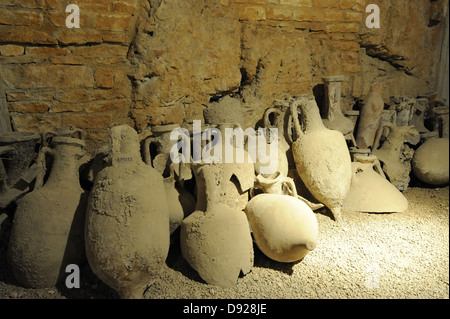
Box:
0;26;58;44
2;65;94;89
0;45;25;56
25;46;70;56
112;2;137;14
266;7;292;20
239;6;267;21
94;68;115;89
0;8;44;26
58;30;104;45
10;113;63;132
314;0;340;8
326;22;359;33
344;11;363;22
93;15;131;32
339;0;365;11
280;0;313;7
49;103;84;113
62;113;113;129
9;102;50;113
293;7;325;22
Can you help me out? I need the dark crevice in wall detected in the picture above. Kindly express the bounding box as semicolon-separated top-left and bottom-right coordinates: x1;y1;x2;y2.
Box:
361;44;414;76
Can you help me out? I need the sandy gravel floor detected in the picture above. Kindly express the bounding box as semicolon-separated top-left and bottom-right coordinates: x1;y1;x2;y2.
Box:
0;186;448;300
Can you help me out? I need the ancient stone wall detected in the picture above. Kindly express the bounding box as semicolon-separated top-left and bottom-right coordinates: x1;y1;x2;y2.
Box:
0;0;447;153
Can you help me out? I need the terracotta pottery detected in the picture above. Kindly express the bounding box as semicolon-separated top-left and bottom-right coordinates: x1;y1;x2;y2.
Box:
391;96;416;127
356;83;384;149
8;132;88;288
204;96;245;128
433;106;449;138
343;155;408;213
252;171;296;196
0;132;40;209
85;125;170;299
322;75;354;138
180;163;253;288
260;107;291;177
143;123;180;176
245;193;318;263
290;96;352;224
252;171;324;211
372;123;420;191
143;135;195;235
412;138;449;185
0;131;40;186
209;122;255;211
412;98;432;134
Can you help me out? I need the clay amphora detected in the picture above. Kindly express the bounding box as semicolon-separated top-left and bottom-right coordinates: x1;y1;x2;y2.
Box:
356;83;384;149
412;137;449;186
245;193;318;263
143;135;195;235
143;123;180;176
204;96;245;128
390;96;416;127
372;123;420;191
252;171;324;211
260;107;291;177
0;131;40;186
343;155;408;213
205;122;255;211
412;98;432;134
8;133;88;288
433;106;449;138
290;96;352;224
322;75;354;138
85;125;170;299
180;163;253;288
0;132;40;209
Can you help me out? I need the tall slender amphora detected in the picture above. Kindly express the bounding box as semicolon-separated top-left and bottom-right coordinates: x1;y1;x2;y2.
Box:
8;134;87;288
85;125;170;299
290;96;352;224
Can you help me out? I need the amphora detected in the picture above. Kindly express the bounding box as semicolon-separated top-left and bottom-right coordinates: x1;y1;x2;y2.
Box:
180;163;254;288
85;125;170;299
8;130;88;288
290;96;352;224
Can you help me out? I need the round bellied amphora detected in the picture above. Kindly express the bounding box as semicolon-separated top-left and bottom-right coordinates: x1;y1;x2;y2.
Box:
289;96;352;225
245;193;318;263
8;131;88;288
85;125;170;299
412;138;449;186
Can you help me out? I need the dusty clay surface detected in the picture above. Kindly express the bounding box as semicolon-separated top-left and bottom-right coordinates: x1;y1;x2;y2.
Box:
0;185;448;299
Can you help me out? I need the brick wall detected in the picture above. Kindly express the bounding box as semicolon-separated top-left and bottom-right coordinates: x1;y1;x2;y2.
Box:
0;0;446;153
0;0;138;151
